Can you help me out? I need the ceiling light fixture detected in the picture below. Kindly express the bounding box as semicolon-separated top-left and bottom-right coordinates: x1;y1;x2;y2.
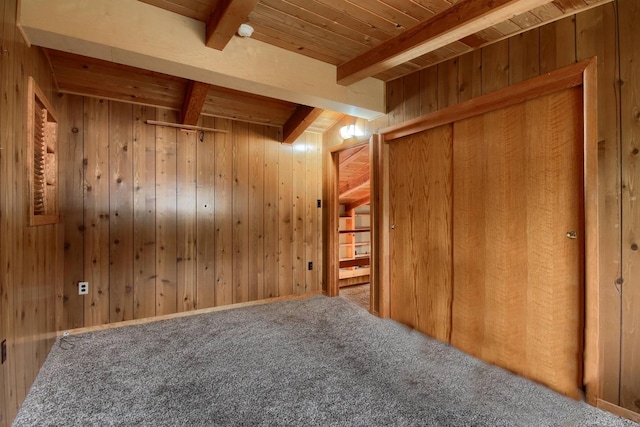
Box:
340;124;362;140
237;24;254;38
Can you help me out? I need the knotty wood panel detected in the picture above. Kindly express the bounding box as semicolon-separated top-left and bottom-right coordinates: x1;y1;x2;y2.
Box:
437;58;458;108
0;0;6;421
1;1;60;424
109;102;134;322
248;124;265;301
619;0;640;413
59;94;85;329
176;127;197;312
56;99;323;344
155;110;178;316
84;98;111;327
457;50;482;103
264;127;280;299
389;124;452;343
293;140;307;295
196;116;216;309
452;88;584;399
278;143;294;296
215;118;233;306
132;106;157;319
233;121;250;304
12;20;30;409
305;133;322;292
576;5;621;405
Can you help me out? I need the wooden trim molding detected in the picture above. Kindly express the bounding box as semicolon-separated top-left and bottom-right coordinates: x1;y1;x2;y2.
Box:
59;291;324;336
597;399;640;423
326;136;372;299
376;58;600;402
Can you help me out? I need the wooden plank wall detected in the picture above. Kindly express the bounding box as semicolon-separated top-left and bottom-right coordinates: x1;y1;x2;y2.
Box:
326;1;636;414
0;1;61;425
57;96;323;330
619;0;640;414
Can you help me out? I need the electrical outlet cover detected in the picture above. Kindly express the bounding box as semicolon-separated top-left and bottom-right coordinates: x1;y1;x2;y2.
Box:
78;281;89;295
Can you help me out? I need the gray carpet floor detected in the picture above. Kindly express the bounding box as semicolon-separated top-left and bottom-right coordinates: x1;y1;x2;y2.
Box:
14;295;638;426
340;284;370;311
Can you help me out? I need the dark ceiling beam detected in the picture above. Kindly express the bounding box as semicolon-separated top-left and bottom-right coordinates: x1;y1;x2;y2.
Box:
181;81;210;125
206;0;261;50
282;105;324;145
337;0;553;85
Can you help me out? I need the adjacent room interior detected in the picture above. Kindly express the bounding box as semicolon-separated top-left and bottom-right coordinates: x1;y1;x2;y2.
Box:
2;0;640;425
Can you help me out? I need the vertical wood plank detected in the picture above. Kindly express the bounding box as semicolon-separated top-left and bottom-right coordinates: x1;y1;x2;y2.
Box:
306;133;320;292
0;0;7;421
403;72;421;121
278;142;293;297
109;102;134;323
248;124;265;301
1;6;63;426
0;2;6;427
15;28;30;406
59;94;85;330
155;109;178;316
316;131;324;293
214;118;233;306
233;121;250;303
420;66;439;115
509;29;540;85
176;127;197;312
264;130;280;298
196;116;216;309
387;77;404;126
619;0;640;413
437;58;459;109
133;106;156;319
83;98;110;327
458;50;482;103
293;137;307;295
577;3;622;406
482;39;510;94
132;106;157;319
540;16;577;74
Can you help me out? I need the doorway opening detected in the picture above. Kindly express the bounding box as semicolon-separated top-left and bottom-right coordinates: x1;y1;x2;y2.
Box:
328;139;372;312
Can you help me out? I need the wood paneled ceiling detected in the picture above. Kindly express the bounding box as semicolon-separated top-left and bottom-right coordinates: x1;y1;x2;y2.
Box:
339;145;370;210
26;0;612;138
45;49;336;131
139;0;611;82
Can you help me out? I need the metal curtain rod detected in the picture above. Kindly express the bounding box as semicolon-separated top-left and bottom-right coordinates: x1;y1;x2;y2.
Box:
145;120;229;133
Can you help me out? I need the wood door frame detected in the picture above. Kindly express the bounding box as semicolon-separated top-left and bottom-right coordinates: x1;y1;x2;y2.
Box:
325;136;377;313
374;58;599;403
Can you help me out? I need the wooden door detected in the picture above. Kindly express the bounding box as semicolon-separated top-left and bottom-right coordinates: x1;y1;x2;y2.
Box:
451;87;584;398
389;124;453;342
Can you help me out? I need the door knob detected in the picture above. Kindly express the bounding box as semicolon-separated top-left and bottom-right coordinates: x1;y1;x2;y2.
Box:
566;230;577;239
